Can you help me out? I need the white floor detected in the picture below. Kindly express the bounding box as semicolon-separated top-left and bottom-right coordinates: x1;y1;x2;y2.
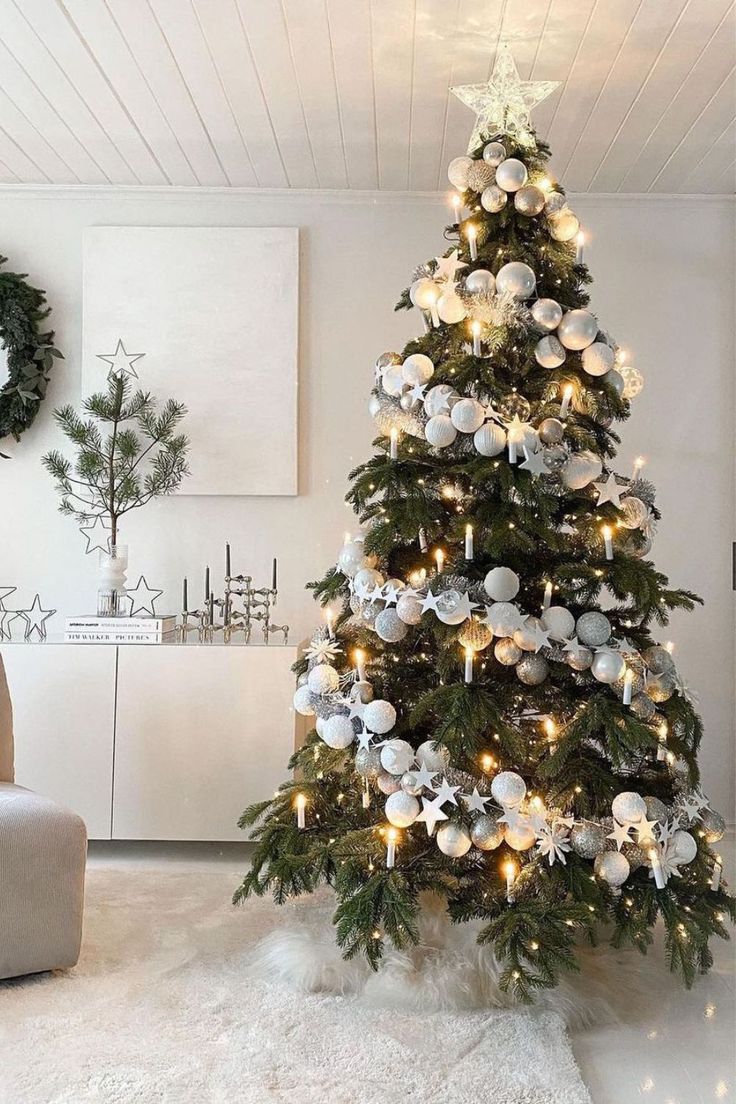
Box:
88;837;736;1104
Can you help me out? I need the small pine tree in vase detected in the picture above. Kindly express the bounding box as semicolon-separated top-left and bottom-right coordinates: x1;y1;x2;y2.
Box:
43;369;189;615
234;49;733;998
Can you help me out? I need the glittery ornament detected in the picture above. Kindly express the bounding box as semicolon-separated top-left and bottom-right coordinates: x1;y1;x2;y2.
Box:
308;663;340;695
643;645;675;675
543;444;569;472
321;714;356;749
355;746;382;778
293;684;316;716
646;672;676;703
576;611;611;647
545;192;567;214
700;807;725;843
470;814;504;850
630;692;656;720
377;771;402;795
497;392;531;421
644;796;670;823
363;699;397;734
571;821;607;859
466;160;496;193
385;790;420;827
491;770;526;806
612;791;647;824
516;653;549;685
375;607;409;643
538;417;564;444
620;365;644;399
514;184;545;216
481;184;507;213
594;850;630;886
622;843;647;871
447;155;473;189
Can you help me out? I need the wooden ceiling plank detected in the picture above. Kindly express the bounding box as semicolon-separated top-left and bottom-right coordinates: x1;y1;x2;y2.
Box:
524;0;598;141
407;0;462;190
106;0;227;185
500;0;555;78
21;0;167;184
622;12;736;191
235;0;318;187
0;157;21;183
590;0;733;192
149;0;257;186
325;0;378;188
61;0;197;185
0;83;78;182
680;115;736;192
651;75;735;191
370;0;416;189
192;0;287;188
0;124;48;182
280;0;348;189
563;0;688;191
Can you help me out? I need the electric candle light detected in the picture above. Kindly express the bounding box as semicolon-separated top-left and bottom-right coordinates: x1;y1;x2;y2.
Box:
504;860;518;903
362;780;371;809
543;716;557;753
602;524;614;561
466;223;478;261
389;427;398;460
632;455;645;481
419;527;428;552
386;827;399;869
325;608;335;639
711;855;722;891
451;192;462;220
464;647;474;684
465;524;474;559
559;383;573;419
354;648;367;682
471;319;482;357
295;793;307;830
623;668;634;705
649;847;666;890
575;229;585;264
543;580;553;610
657;721;668;761
435;548;445;575
428;289;441;328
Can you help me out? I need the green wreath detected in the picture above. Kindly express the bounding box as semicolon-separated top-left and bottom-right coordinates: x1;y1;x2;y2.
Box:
0;254;63;457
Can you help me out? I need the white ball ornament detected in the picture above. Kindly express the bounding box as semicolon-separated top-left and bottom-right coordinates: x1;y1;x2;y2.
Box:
482;141;506;166
672;830;698;864
591;650;626;685
576;611;611;647
424;384;457;417
396;593;423;625
363;699;397;735
338;540;366;577
557;310;599;350
505;823;537;851
401;353;434;385
491;770;526;807
435;590;467;626
473;422;506;456
416;740;450;773
381;363;405;397
377;771;402;795
447;155;473;189
548;209;580;242
410;278;441;310
612;791;647;824
561;450;603;490
484;566;520;602
425;414;457;449
307;663;339;695
581;342;614;377
385;791;420;828
353;567;384;594
321;714;356;749
495;261;536;300
514;185;546;216
487;602;521;637
401;771;423;796
464;269;495;294
594;851;630;887
293;684;315;716
514;615;542;652
436;823;472;858
541;605;575;641
495;157;528;192
437;290;467;324
535;335;566;369
481;184;507;213
375;608;409;643
451;398;485;434
545;191;567;214
380;739;415;776
531;298;563;332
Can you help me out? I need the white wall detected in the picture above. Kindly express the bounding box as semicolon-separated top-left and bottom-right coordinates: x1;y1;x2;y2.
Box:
0;186;733;816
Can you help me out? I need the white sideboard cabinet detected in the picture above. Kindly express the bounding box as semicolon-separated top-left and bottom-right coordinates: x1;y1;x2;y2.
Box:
2;642;300;841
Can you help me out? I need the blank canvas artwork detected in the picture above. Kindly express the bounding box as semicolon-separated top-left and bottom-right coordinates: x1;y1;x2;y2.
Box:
82;226;298;496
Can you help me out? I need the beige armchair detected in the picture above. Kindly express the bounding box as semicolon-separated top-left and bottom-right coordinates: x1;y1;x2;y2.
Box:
0;653;87;980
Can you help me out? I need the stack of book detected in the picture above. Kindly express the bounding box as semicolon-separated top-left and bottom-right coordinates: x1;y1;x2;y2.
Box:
64;615;177;644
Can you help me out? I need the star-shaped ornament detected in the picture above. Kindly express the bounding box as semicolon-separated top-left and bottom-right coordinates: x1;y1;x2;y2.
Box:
450;44;559;151
367;584;385;604
15;594;56;641
382;582;403;606
96;339;145;381
416;795;449;836
634;815;659;846
607;820;634;850
356;726;374;750
453;591;478;622
530;621;552;652
421;589;442;614
412;762;439;791
434;250;467;283
657;818;679;845
79;515;112;555
432;776;461;807
462;787;489;814
125;575;163;617
593;472;624;508
679;792;709;822
0;586;16;606
498;805;525;831
519;445;550;477
348;697;367;721
407;382;427;404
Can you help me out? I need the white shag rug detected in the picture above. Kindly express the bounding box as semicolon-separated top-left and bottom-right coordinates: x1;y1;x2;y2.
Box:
0;868;593;1104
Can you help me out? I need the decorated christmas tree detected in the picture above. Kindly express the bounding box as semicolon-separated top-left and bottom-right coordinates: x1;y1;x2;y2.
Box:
235;48;733;998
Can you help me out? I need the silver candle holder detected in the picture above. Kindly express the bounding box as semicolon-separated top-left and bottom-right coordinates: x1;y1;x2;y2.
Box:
179;547;288;645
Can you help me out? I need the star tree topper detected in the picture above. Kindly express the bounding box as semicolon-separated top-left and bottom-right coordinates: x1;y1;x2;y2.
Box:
450;44;559;151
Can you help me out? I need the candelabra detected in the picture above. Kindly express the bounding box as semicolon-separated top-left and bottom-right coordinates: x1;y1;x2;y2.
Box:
179;546;288;644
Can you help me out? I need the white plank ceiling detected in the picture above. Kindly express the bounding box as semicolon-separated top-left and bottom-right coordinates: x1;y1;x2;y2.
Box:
0;0;733;193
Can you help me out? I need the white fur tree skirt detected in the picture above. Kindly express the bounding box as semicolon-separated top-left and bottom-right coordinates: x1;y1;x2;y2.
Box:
0;868;593;1104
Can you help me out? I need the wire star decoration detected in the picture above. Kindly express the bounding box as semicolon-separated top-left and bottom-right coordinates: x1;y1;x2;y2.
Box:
96;338;145;381
450;44;559;151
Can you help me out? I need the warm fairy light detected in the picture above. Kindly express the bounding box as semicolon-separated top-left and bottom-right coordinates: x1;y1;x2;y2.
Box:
539;176;552;192
408;568;426;587
451;192;462;214
465;222;478;260
601;524;614;560
503;859;518;902
470;320;481;338
295;792;307;829
464;646;474;684
480;753;496;772
386;826;399;868
632;455;645;480
353;648;367;681
559;383;573;418
543;717;557;741
435;548;445;574
664;641;675;654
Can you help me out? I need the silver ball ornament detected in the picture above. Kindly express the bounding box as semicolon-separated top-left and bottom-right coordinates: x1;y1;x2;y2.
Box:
538;417;564;444
495;157;528;192
495;261;536;300
623;843;647;871
416;740;450;773
612;791;647;824
491;770;526;807
535;335;566;368
363;699;397;734
576;611;611;648
396;593;423;625
581;342;614;377
541;605;575;641
645;672;676;703
375;351;401;372
380;738;415;776
619;497;649;530
557;310;599;351
375;607;409;643
484;566;520;602
354;566;384;594
473;422;506;456
591;650;626;684
487;602;521;637
470;814;504;850
594;851;630;886
643;646;675;675
360;602;382;629
544;191;567;214
377;771;402;795
543;444;569;473
321;714;356;749
607;369;625;396
436;822;472;857
385;790;420;828
514;184;545;216
425;414;457;449
561;450;603;490
700;808;725;844
447;155;472;189
355;746;382;778
644;796;670;823
548;209;580;242
401;771;423;796
566;643;594;671
351;680;374;704
630;692;656;720
482;141;506;166
464;268;495;294
435;589;466;626
516;653;549;685
480;184;507;213
531;298;563;332
571;822;608;859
